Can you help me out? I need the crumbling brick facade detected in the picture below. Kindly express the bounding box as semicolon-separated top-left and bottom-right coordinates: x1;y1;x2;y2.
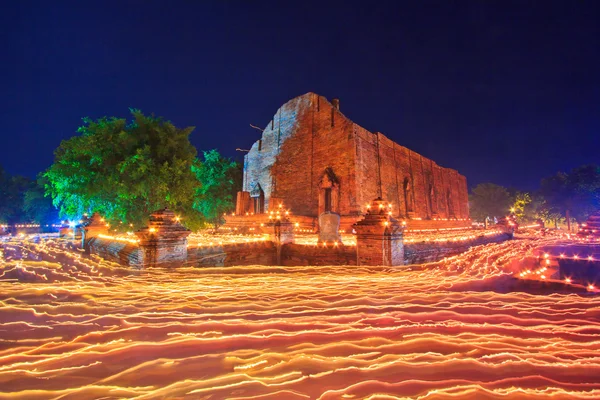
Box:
234;92;469;230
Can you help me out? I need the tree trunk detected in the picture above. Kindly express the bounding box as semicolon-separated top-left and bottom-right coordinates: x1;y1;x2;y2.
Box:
566;209;571;232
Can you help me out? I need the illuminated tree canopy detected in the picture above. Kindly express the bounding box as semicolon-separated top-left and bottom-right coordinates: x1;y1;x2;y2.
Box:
192;150;241;228
44;110;205;231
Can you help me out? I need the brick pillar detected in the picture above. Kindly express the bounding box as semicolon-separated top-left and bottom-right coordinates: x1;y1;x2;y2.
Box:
82;213;108;251
135;208;191;268
268;197;284;211
235;191;252;215
59;223;71;238
354;198;405;266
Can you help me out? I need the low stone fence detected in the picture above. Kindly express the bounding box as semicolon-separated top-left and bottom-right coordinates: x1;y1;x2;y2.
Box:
88;237;143;267
87;232;511;268
82;202;514;268
186;242;276;267
281;243;356;266
88;238;277;268
404;232;511;264
533;243;600;286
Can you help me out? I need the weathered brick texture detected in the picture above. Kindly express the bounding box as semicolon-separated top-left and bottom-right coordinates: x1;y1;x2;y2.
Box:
88;238;143;267
241;92;470;229
404;233;510;264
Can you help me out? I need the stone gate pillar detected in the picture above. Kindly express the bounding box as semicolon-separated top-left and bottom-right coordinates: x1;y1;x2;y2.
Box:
354;198;405;266
82;213;108;252
135;208;191;268
265;212;295;265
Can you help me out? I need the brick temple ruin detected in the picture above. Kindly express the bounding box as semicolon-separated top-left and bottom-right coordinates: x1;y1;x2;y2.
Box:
227;93;470;232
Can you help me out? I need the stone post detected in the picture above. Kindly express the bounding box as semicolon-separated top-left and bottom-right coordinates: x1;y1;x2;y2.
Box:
82;213;108;252
135;208;191;268
497;215;517;239
318;211;342;244
354;198;405;266
58;223;71;238
265;212;295;265
269;197;284;211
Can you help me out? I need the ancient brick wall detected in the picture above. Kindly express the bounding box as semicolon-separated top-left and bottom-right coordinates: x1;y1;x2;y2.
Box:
88;238;143;268
281;243;356;266
186;242;276;267
404;232;510;264
354;131;468;221
241;92;470;229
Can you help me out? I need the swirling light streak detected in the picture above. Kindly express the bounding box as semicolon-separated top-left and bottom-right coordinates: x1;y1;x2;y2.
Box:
0;235;600;399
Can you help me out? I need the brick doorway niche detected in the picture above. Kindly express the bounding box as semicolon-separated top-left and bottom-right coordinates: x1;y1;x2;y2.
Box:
318;168;340;215
250;183;265;214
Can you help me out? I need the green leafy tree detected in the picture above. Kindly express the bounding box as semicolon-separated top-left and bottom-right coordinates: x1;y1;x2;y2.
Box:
469;183;511;224
510;192;532;221
540;164;600;231
44;110;204;231
192;150;240;229
0;165;12;224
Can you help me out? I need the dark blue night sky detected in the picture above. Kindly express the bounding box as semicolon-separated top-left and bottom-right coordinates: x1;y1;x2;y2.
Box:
2;1;599;190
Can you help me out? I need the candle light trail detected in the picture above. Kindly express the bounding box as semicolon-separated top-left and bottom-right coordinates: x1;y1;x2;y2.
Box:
0;234;599;399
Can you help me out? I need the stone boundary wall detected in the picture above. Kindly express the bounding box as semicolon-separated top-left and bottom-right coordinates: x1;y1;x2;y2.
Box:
404;233;511;264
281;244;356;266
88;231;511;268
186;242;276;267
88;237;143;268
534;243;600;284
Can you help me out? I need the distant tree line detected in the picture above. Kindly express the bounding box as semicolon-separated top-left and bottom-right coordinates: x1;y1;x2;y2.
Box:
469;164;600;230
0;166;58;227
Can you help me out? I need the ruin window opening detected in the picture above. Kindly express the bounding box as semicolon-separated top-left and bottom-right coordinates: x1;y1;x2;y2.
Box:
318;168;339;215
447;189;455;218
403;177;414;215
258;140;262;151
426;183;435;217
253;194;264;214
250;184;265;214
324;188;332;212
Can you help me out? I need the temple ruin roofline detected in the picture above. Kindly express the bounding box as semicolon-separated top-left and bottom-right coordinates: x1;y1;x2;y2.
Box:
233;92;470;230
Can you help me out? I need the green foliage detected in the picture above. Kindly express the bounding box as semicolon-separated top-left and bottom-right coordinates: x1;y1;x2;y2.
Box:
192;150;241;228
510;192;532;221
44;110;204;231
469;183;511;222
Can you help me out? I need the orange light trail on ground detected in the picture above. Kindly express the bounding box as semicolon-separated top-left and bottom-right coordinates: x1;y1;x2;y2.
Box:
1;235;600;398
